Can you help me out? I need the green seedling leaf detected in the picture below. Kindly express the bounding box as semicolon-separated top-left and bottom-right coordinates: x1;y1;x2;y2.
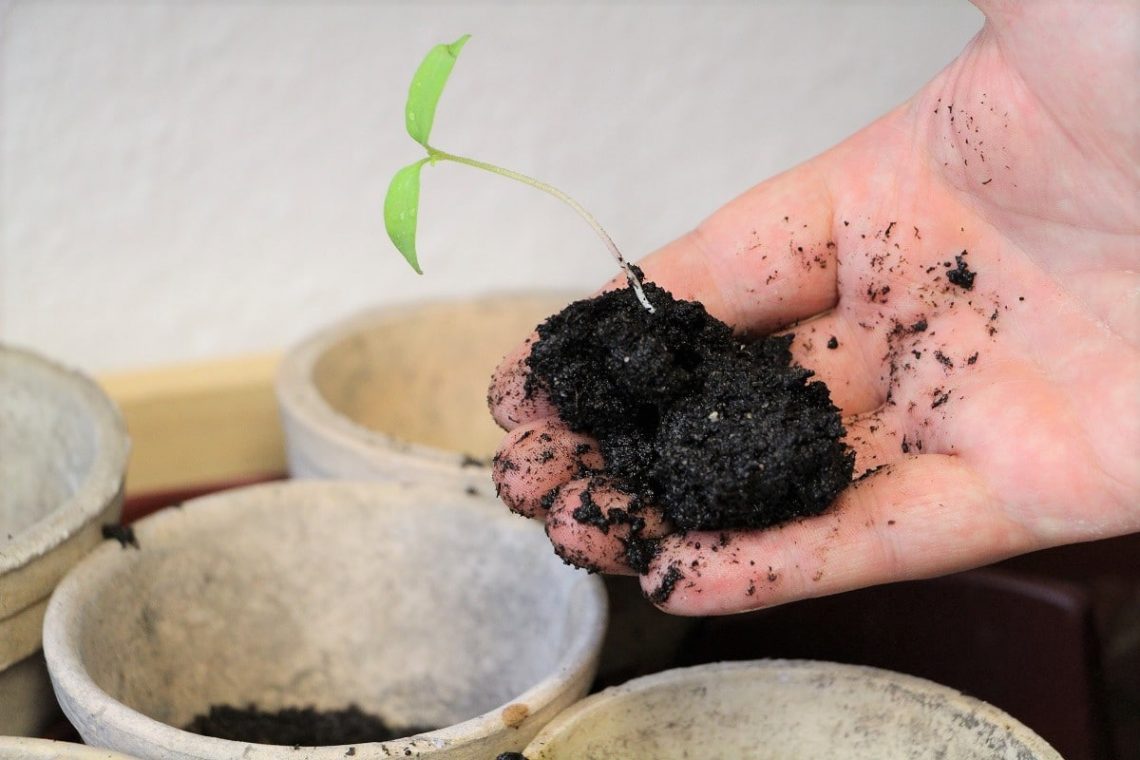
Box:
384;158;429;274
405;34;470;147
384;35;653;310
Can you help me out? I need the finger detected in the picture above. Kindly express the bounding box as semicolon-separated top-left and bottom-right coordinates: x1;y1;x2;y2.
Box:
627;165;841;336
545;479;671;576
488;333;558;431
491;418;604;519
776;310;886;415
640;455;1033;615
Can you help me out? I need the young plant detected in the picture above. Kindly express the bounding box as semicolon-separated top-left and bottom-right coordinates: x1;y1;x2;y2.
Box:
384;35;654;313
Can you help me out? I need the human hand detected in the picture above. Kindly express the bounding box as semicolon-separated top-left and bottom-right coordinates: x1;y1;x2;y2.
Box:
488;0;1140;615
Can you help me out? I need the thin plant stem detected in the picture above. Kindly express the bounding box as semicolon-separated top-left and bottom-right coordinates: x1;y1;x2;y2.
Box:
428;148;655;313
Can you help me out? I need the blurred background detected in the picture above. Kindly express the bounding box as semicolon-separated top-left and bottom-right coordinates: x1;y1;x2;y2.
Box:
1;0;984;374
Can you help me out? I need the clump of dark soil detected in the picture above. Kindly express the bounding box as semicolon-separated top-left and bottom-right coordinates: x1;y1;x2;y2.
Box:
946;251;976;290
183;704;432;746
526;282;854;543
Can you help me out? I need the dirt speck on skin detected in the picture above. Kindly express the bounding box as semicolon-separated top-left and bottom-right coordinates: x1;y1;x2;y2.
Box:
622;535;663;575
649;563;686;605
571;488;609;533
946;251;976;290
540;487;561;510
102;523;139;549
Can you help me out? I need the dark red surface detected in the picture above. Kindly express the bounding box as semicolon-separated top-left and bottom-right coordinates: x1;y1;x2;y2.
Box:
119;472;285;525
676;568;1112;760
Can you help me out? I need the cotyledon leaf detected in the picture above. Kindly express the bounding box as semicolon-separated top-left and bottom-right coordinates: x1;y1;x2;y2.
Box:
384;158;429;274
405;34;470;148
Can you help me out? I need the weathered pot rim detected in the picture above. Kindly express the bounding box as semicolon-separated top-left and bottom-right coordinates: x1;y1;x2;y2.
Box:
44;480;608;759
275;292;574;473
521;659;1063;759
0;344;129;576
0;737;140;759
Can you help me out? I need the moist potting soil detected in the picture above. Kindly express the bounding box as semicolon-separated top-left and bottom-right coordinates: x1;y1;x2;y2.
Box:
523;281;854;567
183;703;433;746
101;523;139;549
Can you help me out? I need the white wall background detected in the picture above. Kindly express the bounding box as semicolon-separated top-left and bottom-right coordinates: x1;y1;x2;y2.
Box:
1;1;983;374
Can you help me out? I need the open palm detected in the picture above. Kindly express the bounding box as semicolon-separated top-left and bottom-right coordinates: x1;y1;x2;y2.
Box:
489;0;1139;614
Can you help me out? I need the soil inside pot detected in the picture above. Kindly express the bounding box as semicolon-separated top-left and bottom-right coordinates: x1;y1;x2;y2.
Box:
183;704;433;746
523;281;854;572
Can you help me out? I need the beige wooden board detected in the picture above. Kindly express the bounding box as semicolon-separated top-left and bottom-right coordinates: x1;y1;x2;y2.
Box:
98;355;285;494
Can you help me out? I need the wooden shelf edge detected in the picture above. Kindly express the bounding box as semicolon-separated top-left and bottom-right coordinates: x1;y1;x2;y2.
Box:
98;354;287;495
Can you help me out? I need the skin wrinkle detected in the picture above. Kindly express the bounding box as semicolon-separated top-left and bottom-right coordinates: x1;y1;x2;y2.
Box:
798;309;875;417
985;5;1137;182
1028;316;1140;489
844;411;904;472
834;312;889;412
683;227;768;335
954;370;1112;533
689;168;839;335
825;177;948;411
927;28;1137;278
826;292;885;413
776;311;883;416
679;225;745;327
914;59;1140;388
1061;265;1140;341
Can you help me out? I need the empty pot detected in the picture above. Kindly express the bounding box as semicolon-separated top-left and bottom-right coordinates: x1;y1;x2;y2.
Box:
0;345;129;735
520;660;1062;759
275;293;571;495
43;480;606;759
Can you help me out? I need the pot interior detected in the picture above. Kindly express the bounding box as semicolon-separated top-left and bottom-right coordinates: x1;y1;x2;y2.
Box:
312;295;567;459
74;484;596;732
0;354;97;540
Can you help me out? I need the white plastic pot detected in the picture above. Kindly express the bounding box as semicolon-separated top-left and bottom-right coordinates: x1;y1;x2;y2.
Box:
275;293;571;496
0;345;129;735
520;660;1062;759
43;481;607;760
